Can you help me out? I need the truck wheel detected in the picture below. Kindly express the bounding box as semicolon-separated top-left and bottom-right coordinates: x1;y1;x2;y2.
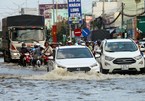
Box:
4;55;7;62
3;51;8;62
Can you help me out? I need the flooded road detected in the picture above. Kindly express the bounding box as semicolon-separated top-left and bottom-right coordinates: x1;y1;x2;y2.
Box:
0;58;145;101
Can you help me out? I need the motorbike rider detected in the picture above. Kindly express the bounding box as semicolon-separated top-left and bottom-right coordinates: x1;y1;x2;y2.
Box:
32;43;45;66
43;42;53;56
19;42;30;66
42;41;53;65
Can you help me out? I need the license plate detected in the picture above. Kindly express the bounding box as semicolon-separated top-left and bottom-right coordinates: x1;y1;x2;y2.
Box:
121;65;129;70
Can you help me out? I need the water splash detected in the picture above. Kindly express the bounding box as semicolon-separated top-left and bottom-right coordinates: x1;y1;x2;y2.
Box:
23;68;145;81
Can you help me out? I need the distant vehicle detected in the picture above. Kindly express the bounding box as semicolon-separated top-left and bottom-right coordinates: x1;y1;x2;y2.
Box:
47;45;100;72
139;40;145;50
2;15;46;62
97;39;145;73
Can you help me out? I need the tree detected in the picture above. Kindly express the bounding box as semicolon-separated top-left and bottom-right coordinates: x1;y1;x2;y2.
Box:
55;20;69;42
90;16;103;30
135;0;141;4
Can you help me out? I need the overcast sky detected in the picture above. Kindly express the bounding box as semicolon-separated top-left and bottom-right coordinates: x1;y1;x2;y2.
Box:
0;0;96;20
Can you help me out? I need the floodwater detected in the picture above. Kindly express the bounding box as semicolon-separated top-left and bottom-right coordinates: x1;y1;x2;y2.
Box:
0;58;145;101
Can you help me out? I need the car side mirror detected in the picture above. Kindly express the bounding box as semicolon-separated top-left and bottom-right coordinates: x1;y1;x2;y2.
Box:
95;54;100;58
96;49;102;54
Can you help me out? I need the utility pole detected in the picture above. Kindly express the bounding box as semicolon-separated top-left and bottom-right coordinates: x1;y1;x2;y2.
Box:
52;0;55;24
121;2;124;32
56;0;58;23
102;0;105;29
102;0;105;18
38;0;39;15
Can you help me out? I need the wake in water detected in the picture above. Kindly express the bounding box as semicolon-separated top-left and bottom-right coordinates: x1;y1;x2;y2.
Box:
23;68;145;81
1;62;145;81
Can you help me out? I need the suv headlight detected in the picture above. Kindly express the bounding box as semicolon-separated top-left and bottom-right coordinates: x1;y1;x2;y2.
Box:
134;55;142;60
105;56;114;61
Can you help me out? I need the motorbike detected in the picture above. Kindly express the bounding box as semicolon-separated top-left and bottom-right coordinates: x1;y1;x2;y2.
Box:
36;56;42;67
32;55;42;70
42;54;54;72
42;53;51;65
23;52;31;66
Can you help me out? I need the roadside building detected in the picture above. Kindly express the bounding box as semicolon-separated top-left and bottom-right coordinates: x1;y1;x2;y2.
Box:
92;0;121;28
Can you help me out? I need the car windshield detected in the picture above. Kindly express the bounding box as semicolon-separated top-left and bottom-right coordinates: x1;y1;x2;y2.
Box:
105;41;138;52
56;48;93;59
12;29;45;42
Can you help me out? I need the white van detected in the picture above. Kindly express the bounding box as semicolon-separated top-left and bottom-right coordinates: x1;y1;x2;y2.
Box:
97;39;145;73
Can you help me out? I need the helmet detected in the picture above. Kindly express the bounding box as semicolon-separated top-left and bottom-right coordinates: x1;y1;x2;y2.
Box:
34;43;40;48
40;45;45;49
22;42;26;47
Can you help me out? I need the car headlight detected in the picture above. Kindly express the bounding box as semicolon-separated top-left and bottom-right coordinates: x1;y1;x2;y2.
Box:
57;65;65;68
134;55;142;60
91;63;98;68
105;56;114;61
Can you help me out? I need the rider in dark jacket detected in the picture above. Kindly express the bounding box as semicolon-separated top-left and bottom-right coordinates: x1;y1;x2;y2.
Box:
19;43;30;66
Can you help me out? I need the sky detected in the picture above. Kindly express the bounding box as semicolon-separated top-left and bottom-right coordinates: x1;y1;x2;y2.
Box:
0;0;95;20
1;0;144;29
0;0;96;30
0;0;144;20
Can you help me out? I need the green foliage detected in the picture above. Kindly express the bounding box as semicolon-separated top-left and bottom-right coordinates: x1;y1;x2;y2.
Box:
56;21;69;42
90;17;103;30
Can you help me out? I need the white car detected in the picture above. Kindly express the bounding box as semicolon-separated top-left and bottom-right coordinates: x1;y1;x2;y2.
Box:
97;39;145;73
47;45;100;72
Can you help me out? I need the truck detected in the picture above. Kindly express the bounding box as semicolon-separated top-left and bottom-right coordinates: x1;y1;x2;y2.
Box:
2;15;46;62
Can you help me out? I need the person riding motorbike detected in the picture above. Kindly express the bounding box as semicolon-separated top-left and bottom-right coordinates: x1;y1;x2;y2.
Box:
19;42;30;66
32;43;45;67
42;42;53;65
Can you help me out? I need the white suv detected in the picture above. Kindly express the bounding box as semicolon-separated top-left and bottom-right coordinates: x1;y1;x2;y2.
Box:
97;39;145;73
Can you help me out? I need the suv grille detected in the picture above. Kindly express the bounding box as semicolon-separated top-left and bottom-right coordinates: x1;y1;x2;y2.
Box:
113;58;136;64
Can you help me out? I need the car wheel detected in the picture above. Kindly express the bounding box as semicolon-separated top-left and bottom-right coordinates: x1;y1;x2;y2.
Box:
101;67;109;74
140;68;145;73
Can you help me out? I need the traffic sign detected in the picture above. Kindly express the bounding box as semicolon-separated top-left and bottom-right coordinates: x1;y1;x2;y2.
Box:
74;28;82;37
68;0;82;24
82;28;90;37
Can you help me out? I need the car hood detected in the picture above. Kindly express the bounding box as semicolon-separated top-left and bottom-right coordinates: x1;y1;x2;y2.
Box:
55;58;98;67
105;51;141;58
